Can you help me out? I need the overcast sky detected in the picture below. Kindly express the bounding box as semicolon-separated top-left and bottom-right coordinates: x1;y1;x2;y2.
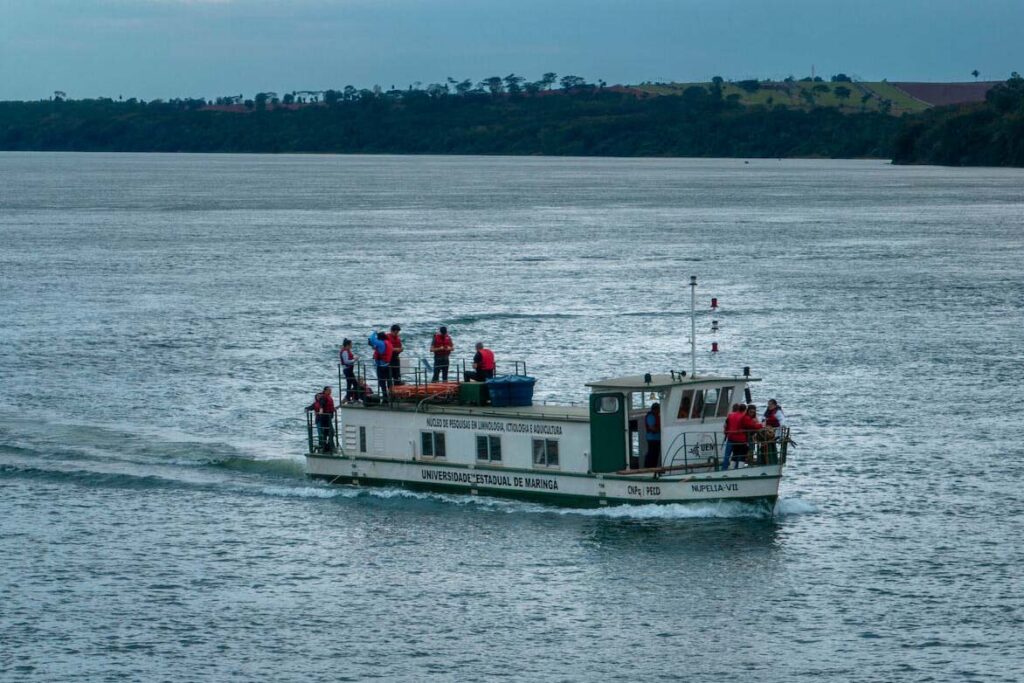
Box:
2;0;1021;101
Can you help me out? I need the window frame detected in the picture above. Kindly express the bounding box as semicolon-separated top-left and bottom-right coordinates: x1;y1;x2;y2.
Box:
420;431;446;459
532;438;560;468
677;390;694;420
475;434;502;463
359;426;367;453
716;386;734;417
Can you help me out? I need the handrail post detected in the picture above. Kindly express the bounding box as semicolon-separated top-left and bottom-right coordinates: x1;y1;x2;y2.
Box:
333;412;339;452
306;411;314;453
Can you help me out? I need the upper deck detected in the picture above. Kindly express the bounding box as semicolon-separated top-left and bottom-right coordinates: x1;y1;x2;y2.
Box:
342;400;589;422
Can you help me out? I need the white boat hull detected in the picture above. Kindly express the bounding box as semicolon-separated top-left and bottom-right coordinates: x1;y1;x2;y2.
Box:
306;454;782;508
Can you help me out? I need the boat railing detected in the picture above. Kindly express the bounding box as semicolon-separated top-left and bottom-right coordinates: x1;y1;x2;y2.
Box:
338;357;530;408
661;427;790;472
306;409;339;454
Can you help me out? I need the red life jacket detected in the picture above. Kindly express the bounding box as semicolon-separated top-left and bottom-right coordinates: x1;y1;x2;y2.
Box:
724;412;746;443
740;413;763;434
373;339;393;364
318;394;336;414
386;332;403;355
478;348;495;371
764;407;780;428
432;334;452;356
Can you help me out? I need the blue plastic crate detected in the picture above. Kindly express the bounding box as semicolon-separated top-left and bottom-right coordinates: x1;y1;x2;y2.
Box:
486;375;536;407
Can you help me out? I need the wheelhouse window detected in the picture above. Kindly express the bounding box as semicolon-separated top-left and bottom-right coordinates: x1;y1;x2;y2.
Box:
532;439;559;467
421;431;446;458
690;390;705;419
476;435;502;462
716;387;734;417
701;388;720;418
677;390;693;419
597;396;620;414
678;387;733;420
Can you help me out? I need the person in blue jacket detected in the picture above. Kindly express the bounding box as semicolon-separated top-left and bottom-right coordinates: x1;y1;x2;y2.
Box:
644;402;661;468
368;331;393;399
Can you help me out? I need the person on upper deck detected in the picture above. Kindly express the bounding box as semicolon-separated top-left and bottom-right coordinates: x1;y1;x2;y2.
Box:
387;324;404;386
644;403;661;469
430;326;454;382
721;403;746;470
340;339;359;403
473;342;495;382
368;331;393;399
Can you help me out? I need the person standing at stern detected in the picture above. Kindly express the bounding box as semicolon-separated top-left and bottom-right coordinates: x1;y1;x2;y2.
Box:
315;386;336;452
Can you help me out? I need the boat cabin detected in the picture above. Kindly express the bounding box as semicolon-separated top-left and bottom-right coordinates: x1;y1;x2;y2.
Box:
587;372;758;473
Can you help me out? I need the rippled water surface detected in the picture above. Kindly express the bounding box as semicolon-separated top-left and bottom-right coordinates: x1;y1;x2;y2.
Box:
2;153;1023;682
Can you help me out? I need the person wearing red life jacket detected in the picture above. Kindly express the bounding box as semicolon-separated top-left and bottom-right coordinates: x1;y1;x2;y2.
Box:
368;331;393;399
763;398;786;429
721;403;747;470
762;398;786;462
735;404;764;466
473;342;495;381
430;326;454;382
339;339;359;403
314;386;336;452
387;324;404;386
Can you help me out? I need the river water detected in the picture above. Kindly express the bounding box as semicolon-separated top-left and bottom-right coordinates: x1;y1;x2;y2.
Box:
1;153;1023;682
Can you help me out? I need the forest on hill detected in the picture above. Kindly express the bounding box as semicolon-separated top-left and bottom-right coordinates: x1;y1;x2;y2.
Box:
0;75;1020;165
892;74;1024;166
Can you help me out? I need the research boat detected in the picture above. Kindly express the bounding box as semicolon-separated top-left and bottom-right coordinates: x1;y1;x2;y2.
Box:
304;279;791;509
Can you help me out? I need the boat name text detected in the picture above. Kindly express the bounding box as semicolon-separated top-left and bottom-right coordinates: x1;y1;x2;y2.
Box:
690;483;740;493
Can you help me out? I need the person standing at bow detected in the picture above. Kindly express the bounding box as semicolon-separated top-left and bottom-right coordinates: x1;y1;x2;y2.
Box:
721;403;746;470
762;398;786;463
430;326;454;382
763;399;786;430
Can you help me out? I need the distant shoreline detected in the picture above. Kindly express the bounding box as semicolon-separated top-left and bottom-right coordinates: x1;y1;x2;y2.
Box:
2;76;1021;166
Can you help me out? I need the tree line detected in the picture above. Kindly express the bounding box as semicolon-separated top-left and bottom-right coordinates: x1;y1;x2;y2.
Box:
2;74;1021;165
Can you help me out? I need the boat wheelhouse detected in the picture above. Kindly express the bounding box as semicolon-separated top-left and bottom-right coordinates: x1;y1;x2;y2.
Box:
305;363;788;508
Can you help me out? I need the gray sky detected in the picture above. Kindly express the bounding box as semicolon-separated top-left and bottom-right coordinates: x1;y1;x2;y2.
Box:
2;0;1021;101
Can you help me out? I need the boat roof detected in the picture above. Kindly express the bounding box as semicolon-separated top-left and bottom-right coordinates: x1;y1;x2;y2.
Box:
586;373;761;392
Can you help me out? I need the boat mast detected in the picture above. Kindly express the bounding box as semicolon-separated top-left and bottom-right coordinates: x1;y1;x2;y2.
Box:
689;275;697;377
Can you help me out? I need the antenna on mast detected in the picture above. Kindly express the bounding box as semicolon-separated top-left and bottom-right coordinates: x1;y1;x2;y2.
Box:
689;276;697;377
